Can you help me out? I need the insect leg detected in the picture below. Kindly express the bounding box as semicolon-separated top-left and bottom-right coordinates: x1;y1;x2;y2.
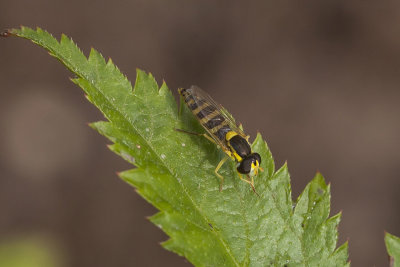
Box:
178;93;185;117
175;128;230;192
238;173;260;197
215;155;229;192
202;133;219;145
175;128;219;146
175;128;202;136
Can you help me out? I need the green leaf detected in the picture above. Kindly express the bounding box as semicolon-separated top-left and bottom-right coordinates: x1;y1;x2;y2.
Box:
385;232;400;267
7;26;349;266
0;237;60;267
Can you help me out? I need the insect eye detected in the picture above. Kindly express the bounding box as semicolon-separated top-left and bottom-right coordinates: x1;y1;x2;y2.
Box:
237;158;253;174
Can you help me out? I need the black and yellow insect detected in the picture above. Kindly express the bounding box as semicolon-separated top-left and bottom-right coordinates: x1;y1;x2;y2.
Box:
178;86;263;194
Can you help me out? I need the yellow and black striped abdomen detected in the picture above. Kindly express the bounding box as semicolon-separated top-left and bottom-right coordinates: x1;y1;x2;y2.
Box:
179;88;232;142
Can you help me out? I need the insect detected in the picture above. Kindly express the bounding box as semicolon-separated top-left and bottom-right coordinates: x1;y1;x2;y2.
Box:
177;86;263;194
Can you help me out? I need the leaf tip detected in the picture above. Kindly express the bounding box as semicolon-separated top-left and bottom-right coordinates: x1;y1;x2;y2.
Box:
87;122;96;129
159;80;168;91
88;47;97;56
338;209;343;216
60;33;68;40
0;29;12;37
385;232;400;242
253;133;269;153
384;230;390;240
145;215;154;222
135;68;145;75
312;171;327;187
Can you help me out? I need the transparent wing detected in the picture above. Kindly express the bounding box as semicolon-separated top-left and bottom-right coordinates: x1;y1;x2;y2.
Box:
187;85;248;141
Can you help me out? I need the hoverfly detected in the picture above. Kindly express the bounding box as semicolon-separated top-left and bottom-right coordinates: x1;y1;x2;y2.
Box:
177;86;263;194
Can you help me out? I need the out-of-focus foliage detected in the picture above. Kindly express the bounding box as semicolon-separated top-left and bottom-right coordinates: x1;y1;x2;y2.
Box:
0;237;60;267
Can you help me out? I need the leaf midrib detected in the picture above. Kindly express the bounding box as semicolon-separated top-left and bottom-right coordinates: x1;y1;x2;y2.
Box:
19;29;241;267
94;86;240;267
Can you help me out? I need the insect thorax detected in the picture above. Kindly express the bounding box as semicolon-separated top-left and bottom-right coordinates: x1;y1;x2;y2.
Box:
225;131;252;163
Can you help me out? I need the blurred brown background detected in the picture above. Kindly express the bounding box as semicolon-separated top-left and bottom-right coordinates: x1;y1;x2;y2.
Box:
1;1;399;266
